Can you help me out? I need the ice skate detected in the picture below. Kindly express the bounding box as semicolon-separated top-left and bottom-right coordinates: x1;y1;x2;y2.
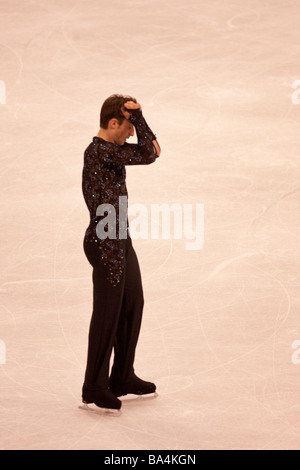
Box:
79;389;122;416
109;374;157;398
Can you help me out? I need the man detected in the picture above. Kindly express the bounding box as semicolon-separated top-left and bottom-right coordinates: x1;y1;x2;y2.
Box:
81;94;161;411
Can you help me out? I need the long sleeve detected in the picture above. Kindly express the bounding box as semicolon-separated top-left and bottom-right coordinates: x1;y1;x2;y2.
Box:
99;109;160;166
82;107;160;287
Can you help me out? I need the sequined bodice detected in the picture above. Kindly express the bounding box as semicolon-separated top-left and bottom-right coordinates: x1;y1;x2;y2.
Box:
82;109;159;286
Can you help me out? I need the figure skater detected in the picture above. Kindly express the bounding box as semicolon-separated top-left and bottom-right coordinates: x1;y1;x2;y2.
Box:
81;94;161;411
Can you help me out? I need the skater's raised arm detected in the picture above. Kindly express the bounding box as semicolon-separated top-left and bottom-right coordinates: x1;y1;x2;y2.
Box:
123;101;161;159
125;105;161;160
96;100;161;166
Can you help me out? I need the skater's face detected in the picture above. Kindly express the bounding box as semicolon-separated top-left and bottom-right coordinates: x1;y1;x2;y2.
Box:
111;117;135;146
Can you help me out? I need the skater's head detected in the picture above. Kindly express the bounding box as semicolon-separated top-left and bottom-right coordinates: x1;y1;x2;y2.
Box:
99;94;136;146
100;94;137;129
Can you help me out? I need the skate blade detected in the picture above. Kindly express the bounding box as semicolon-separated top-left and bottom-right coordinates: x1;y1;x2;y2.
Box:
123;391;158;402
78;403;121;417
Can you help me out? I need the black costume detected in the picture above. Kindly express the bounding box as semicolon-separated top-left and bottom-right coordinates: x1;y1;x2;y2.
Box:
82;109;160;409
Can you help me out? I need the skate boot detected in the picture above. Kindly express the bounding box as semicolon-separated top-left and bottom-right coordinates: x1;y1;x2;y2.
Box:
109;373;157;398
79;388;122;415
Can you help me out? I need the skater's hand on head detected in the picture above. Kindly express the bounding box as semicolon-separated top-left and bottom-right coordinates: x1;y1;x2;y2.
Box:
124;101;141;110
122;101;141;120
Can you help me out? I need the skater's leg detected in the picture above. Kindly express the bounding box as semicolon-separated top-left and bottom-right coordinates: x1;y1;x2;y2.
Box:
110;241;143;385
82;240;126;408
83;265;124;391
110;241;156;397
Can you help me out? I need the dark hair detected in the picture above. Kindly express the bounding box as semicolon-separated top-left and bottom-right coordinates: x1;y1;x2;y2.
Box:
100;94;137;129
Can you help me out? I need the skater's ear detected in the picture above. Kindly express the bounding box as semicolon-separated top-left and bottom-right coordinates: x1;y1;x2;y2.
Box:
108;118;121;129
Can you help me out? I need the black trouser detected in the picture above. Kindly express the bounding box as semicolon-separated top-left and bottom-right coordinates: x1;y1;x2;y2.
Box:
82;237;144;396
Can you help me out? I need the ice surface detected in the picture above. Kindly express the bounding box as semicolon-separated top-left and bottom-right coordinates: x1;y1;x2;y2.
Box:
0;0;299;450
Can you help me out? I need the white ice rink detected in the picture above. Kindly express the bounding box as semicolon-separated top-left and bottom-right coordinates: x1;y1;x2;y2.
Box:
1;0;300;450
